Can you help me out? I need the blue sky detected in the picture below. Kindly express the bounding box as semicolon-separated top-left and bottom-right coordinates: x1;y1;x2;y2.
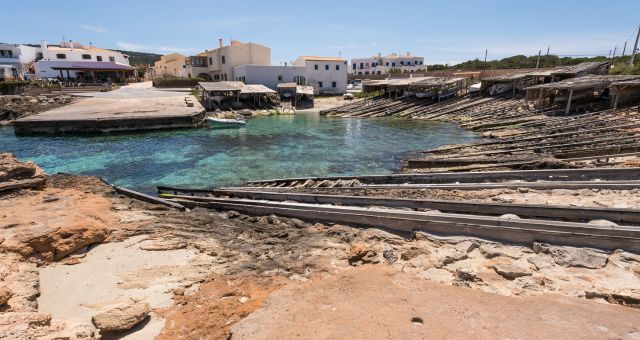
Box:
2;0;639;64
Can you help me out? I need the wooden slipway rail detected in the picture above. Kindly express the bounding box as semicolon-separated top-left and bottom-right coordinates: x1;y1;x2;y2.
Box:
245;167;640;186
166;195;640;253
177;189;640;226
227;180;640;191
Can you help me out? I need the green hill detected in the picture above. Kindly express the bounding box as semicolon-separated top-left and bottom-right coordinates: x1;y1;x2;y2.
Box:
114;50;162;66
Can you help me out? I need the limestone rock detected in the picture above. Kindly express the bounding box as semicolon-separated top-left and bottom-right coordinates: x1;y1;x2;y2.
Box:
347;243;377;265
400;247;429;261
587;219;618;227
479;245;523;259
454;267;481;282
140;240;187;251
499;213;521;220
492;264;532;280
533;242;608;269
454;240;479;253
526;254;554;270
436;250;468;268
0;286;13;305
91;302;150;331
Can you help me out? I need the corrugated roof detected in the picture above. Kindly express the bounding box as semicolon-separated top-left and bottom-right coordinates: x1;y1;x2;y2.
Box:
550;61;611;76
198;81;245;92
525;75;640;90
277;82;297;88
240;84;276;94
296;85;314;95
46;61;134;70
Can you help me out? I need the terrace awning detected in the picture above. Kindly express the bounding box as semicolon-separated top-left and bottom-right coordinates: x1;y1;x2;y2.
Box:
49;61;134;71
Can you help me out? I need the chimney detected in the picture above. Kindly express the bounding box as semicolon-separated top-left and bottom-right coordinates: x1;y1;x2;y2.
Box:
40;40;48;59
219;38;223;49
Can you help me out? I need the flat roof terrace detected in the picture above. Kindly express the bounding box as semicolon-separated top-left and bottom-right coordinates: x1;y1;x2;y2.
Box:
14;82;205;135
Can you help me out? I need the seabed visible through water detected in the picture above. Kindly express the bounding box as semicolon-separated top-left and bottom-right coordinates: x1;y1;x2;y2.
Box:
0;113;481;193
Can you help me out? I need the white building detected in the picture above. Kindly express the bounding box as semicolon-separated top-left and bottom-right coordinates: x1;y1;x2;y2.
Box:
34;41;133;80
232;64;307;90
293;56;348;95
351;52;425;75
0;43;39;79
185;39;271;81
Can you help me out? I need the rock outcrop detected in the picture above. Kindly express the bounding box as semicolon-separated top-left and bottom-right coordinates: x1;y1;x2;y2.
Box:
91;302;150;332
0;153;47;193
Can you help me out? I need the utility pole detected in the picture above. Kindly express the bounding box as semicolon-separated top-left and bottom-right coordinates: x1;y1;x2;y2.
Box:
608;50;612;58
545;46;550;67
630;24;640;66
622;41;628;57
481;49;488;77
535;49;541;68
613;46;617;59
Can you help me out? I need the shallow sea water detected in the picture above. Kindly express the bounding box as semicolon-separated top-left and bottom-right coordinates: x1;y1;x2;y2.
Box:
0;113;481;193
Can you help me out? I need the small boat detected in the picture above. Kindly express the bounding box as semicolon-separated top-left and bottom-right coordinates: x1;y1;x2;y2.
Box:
206;117;246;127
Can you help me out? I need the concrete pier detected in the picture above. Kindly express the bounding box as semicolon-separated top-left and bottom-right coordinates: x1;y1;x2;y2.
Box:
14;82;205;135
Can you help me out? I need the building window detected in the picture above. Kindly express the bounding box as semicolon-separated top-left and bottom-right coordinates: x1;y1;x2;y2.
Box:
336;65;340;70
221;56;226;64
0;50;13;58
96;56;102;61
358;72;362;75
35;52;43;61
314;64;318;70
214;74;220;80
325;65;329;70
365;71;369;75
318;81;323;88
277;75;283;82
109;56;115;62
332;81;336;88
209;57;212;65
352;64;356;69
385;62;389;66
56;53;66;59
82;54;91;60
400;61;404;65
359;62;363;68
391;62;395;67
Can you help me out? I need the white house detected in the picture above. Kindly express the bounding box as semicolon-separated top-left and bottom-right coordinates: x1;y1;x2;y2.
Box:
293;56;348;95
34;40;134;81
351;52;425;75
232;64;307;90
0;43;39;79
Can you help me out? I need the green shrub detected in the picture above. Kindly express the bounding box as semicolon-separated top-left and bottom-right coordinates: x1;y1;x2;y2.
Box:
152;77;205;88
609;63;640;75
0;81;30;95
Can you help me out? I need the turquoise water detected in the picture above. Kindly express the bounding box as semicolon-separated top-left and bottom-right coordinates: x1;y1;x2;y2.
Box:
0;113;480;193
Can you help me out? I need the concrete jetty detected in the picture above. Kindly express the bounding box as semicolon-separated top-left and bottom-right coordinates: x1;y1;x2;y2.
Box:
13;82;205;135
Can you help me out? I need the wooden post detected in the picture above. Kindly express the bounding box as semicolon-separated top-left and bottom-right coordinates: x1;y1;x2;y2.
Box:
538;88;544;110
565;89;574;115
612;85;624;109
512;80;516;97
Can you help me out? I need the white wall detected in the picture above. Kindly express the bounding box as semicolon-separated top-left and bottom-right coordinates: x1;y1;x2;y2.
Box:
233;65;306;89
351;55;425;75
34;46;130;78
294;59;347;95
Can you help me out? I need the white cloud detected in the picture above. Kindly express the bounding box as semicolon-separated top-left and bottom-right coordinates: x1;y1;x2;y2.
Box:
80;24;109;34
115;42;198;54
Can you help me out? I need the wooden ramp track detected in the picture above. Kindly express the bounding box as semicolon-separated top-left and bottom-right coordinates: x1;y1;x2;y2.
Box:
159;189;640;226
163;194;640;253
239;168;640;187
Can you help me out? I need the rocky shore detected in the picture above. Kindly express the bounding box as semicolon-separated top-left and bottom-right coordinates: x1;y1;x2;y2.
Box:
0;153;639;339
0;95;75;126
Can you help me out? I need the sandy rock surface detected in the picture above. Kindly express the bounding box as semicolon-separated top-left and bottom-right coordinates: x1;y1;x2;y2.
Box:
91;302;150;331
231;265;640;340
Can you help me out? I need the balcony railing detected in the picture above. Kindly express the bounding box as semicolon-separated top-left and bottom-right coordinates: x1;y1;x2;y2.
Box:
0;55;19;59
